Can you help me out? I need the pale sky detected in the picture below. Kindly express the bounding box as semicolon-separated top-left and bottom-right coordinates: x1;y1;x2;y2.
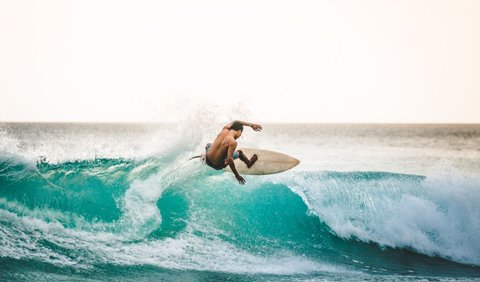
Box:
1;0;479;123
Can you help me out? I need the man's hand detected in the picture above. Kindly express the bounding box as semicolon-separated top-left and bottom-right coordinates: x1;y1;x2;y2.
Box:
251;124;262;132
236;175;246;185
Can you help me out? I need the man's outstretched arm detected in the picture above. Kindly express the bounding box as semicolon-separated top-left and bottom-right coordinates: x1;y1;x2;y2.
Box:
223;120;263;131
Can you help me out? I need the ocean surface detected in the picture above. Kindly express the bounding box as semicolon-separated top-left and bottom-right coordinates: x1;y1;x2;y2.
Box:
1;122;480;281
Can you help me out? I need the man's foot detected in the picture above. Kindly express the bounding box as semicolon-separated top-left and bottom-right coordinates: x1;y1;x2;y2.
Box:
247;154;258;168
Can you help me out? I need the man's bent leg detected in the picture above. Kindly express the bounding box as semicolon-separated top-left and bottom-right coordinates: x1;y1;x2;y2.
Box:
237;150;258;168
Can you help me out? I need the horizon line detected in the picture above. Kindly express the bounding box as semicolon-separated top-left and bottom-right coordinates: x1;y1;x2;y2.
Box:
1;120;479;125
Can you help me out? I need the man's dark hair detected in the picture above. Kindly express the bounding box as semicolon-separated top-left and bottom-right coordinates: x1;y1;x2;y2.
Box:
230;121;244;131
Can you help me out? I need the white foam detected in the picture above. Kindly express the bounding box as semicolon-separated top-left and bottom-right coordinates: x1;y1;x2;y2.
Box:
0;198;348;275
281;169;480;265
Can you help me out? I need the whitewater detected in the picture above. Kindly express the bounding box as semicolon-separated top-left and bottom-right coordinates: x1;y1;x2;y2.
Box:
1;122;480;281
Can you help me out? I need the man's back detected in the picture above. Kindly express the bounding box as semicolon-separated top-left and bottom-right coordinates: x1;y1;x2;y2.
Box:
206;128;236;167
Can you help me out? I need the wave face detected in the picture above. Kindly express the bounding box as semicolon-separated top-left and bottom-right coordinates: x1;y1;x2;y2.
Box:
1;123;480;281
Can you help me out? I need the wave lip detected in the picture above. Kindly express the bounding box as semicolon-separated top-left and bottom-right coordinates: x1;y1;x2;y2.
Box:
285;171;480;266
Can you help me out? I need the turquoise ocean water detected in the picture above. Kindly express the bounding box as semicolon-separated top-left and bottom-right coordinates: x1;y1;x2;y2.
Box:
1;123;480;281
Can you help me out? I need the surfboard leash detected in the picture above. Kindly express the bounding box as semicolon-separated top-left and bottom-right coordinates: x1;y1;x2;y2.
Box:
162;153;205;177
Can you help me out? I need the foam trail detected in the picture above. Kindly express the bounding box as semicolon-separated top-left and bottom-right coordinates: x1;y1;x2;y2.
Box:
0;159;347;275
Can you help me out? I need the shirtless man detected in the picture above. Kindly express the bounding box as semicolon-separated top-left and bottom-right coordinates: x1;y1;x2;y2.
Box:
205;120;262;184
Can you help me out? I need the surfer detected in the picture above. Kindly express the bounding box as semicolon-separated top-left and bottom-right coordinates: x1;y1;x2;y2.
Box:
205;121;262;184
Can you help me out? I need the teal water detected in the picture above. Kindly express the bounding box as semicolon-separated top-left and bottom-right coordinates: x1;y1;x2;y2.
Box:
1;123;480;281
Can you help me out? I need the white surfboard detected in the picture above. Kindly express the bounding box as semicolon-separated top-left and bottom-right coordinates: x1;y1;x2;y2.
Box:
224;148;300;175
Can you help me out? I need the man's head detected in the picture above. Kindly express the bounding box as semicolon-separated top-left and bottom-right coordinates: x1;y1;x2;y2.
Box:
230;121;243;139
